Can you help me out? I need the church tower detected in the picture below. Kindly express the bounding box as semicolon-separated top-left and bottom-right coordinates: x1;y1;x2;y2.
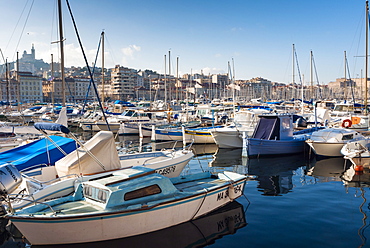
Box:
31;44;35;60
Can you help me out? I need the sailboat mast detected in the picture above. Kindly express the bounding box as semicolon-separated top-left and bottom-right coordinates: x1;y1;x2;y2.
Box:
366;1;369;114
310;51;313;101
5;59;9;104
168;50;171;103
164;54;167;105
176;56;179;101
292;44;295;99
344;51;347;101
57;0;66;107
51;54;55;106
101;31;105;103
16;51;20;111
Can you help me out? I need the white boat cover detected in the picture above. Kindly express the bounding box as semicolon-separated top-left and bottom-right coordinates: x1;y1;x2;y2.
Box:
55;131;121;178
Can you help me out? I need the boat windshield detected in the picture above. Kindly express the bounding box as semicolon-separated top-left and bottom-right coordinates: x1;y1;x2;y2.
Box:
84;185;109;203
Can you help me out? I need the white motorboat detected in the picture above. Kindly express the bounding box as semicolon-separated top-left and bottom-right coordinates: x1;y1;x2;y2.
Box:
3;123;193;211
5;166;247;245
211;110;261;148
306;128;365;157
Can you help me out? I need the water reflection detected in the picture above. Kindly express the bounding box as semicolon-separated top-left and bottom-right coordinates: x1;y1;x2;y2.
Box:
341;165;370;248
247;154;308;196
306;157;350;182
3;201;247;248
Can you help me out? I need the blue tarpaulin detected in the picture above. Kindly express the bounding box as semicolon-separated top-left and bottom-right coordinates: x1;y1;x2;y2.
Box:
0;135;77;171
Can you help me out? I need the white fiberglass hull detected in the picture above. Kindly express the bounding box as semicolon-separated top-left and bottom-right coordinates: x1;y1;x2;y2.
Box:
306;141;345;157
211;129;242;148
9;175;246;245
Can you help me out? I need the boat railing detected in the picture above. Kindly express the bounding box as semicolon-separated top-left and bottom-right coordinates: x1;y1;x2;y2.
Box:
5;195;59;215
19;163;50;173
141;154;169;165
21;172;80;187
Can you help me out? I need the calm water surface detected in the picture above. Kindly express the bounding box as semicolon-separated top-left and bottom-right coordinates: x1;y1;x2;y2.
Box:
2;134;370;248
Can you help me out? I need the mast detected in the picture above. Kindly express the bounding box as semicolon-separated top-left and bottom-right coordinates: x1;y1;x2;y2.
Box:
51;54;55;106
168;50;171;103
176;56;179;101
101;31;105;103
366;1;369;114
16;51;20;111
5;59;9;105
310;51;313;101
344;51;347;101
58;0;66;107
164;54;167;106
292;44;295;100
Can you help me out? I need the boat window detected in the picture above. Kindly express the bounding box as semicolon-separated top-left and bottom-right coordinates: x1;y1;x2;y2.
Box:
84;185;92;197
83;185;109;203
124;184;162;201
281;118;290;129
98;190;107;202
342;134;354;140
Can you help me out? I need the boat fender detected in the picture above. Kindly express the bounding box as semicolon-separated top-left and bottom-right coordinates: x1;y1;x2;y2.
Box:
228;184;237;201
342;119;352;128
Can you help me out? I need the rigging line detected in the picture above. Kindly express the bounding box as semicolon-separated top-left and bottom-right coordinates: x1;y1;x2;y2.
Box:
49;0;57;54
65;0;111;131
311;54;322;99
82;35;102;113
5;0;30;54
294;48;303;85
345;57;356;103
103;34;117;67
12;0;35;62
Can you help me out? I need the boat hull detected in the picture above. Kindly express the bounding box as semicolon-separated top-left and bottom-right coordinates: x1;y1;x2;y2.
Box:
185;130;215;144
247;138;306;156
9;178;246;245
119;150;193;178
306;141;345;157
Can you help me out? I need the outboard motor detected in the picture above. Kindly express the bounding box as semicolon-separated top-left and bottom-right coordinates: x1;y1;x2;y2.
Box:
0;163;22;196
295;117;308;128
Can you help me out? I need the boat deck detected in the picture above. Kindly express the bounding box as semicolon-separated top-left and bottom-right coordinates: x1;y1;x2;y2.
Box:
175;177;226;193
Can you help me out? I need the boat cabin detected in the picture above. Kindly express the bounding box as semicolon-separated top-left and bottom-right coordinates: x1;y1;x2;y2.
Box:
81;167;179;209
251;114;293;140
331;103;363;117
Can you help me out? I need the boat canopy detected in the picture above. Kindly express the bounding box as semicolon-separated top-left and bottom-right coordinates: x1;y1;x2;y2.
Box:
0;136;77;171
55;131;121;177
252;114;293;140
252;116;280;140
34;122;70;134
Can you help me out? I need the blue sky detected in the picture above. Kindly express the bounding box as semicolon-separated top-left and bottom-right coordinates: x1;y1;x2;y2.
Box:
0;0;367;84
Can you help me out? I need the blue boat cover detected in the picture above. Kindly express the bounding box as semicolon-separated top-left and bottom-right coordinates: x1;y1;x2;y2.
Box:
34;122;70;134
252;116;280;140
0;135;77;171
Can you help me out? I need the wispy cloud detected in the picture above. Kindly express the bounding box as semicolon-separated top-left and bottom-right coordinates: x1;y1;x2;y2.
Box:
121;45;141;57
198;67;225;75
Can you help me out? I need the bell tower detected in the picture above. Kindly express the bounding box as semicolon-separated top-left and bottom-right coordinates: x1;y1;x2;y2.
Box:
31;44;35;60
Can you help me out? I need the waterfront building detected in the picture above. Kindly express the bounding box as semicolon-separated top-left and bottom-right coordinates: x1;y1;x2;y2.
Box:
0;78;18;103
111;65;138;101
18;71;43;103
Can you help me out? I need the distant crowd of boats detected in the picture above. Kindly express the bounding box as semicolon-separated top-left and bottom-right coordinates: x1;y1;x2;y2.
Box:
0;98;369;245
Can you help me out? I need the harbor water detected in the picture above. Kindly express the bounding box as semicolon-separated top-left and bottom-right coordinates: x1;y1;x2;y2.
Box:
1;134;369;248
